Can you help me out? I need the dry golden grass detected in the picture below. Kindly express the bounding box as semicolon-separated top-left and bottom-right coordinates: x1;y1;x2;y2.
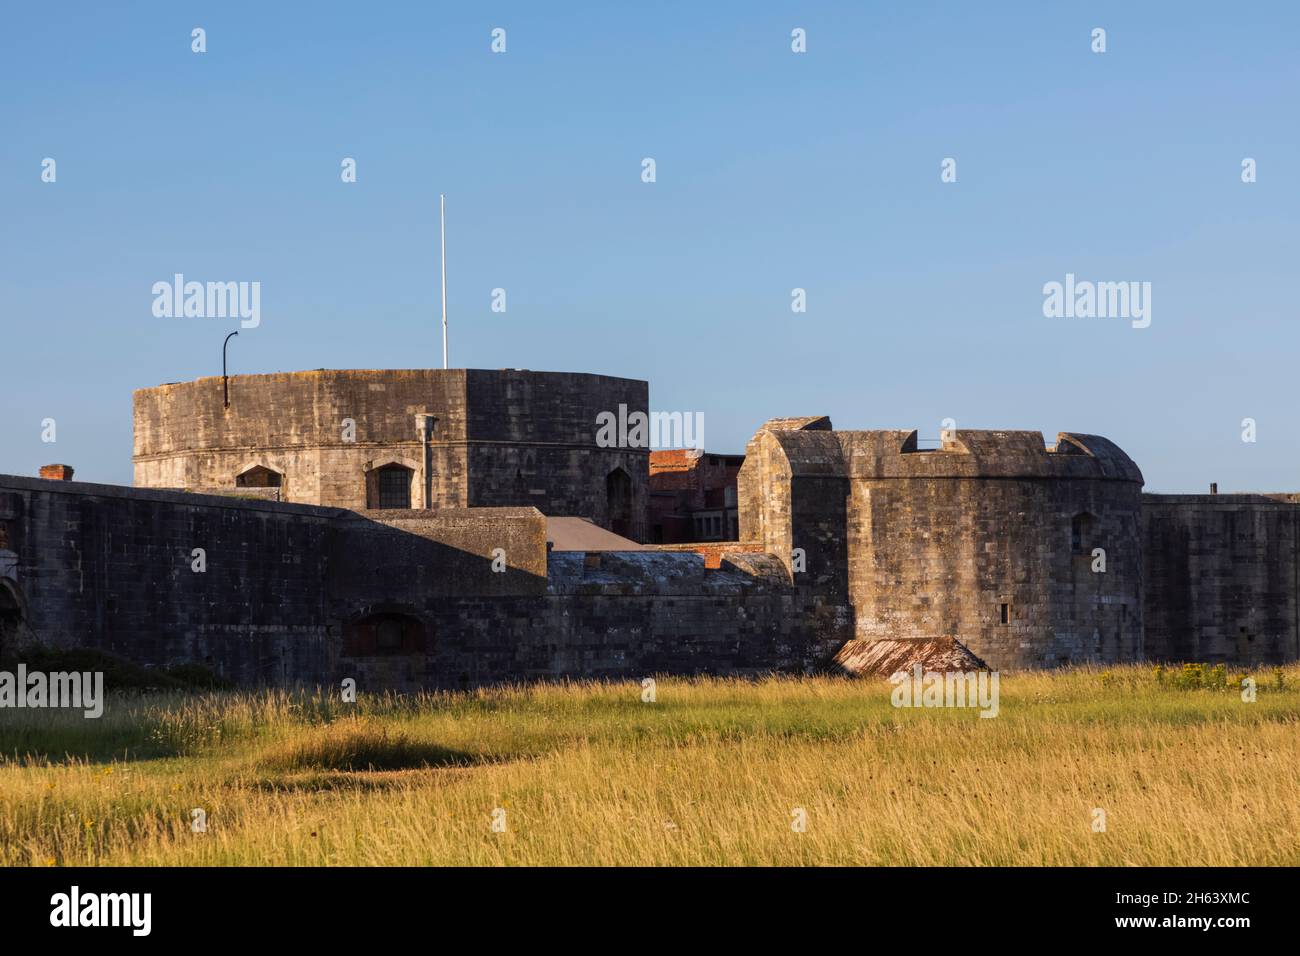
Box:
1;665;1297;865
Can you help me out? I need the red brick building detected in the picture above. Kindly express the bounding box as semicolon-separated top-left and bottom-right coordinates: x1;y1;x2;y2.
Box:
647;449;743;543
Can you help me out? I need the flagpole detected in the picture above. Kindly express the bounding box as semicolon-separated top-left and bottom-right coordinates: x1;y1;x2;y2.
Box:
440;193;448;370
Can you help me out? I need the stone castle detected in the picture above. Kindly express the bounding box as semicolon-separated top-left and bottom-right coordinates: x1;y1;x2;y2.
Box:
0;367;1296;688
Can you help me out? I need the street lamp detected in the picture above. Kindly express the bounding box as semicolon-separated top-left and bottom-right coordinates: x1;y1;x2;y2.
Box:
223;331;239;408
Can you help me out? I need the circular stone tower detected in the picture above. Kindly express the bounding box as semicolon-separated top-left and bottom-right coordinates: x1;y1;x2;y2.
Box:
133;368;649;539
737;421;1145;669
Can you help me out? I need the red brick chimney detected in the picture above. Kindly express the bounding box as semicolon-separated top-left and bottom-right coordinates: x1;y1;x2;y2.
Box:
39;464;75;481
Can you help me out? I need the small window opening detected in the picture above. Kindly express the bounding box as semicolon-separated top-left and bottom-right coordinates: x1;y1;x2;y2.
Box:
236;465;282;488
375;465;412;509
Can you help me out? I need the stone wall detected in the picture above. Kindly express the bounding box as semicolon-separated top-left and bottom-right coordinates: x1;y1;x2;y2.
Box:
0;474;826;690
1143;494;1300;664
333;507;549;601
0;475;340;684
341;551;832;691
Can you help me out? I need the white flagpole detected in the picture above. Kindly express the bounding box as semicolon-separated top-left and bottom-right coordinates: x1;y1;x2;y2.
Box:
440;193;448;369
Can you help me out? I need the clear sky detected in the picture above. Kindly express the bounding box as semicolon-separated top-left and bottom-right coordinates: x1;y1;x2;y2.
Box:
3;2;1298;492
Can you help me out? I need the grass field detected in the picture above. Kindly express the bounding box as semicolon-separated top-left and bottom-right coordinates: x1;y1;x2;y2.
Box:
1;664;1297;866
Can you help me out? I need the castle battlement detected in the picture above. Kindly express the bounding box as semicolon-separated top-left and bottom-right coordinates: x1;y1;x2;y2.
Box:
747;420;1143;483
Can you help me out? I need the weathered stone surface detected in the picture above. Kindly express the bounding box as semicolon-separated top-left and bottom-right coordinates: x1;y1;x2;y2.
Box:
0;475;340;684
0;474;832;689
1143;494;1300;663
133;368;649;540
738;421;1145;669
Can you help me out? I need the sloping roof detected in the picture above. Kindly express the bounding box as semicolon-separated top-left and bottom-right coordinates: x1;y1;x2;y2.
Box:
832;638;990;677
545;516;647;551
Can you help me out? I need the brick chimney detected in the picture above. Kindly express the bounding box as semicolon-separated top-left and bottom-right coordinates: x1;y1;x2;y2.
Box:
39;464;75;481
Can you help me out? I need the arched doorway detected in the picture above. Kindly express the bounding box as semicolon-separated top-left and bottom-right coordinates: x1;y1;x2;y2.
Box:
606;467;632;538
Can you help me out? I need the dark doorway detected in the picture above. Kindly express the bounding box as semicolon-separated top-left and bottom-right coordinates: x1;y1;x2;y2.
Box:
0;581;23;657
606;467;633;538
343;612;427;656
1071;512;1094;554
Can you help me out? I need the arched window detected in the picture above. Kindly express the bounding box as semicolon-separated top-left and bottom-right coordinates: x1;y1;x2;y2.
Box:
235;465;282;488
342;612;427;656
606;467;632;537
370;464;413;509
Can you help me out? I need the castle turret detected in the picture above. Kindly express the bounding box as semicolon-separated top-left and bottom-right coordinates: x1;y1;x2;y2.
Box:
738;423;1145;669
132;368;649;540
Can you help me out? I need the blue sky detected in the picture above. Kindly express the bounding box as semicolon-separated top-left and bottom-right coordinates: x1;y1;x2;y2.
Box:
3;1;1298;491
